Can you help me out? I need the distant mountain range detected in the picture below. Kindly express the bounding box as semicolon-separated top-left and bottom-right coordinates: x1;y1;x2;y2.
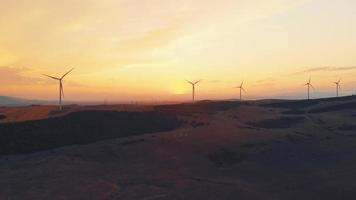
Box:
0;96;53;106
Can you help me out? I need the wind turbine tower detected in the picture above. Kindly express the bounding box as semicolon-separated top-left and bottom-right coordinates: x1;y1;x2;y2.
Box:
187;80;201;102
305;78;314;100
333;79;341;97
43;68;74;111
235;81;246;101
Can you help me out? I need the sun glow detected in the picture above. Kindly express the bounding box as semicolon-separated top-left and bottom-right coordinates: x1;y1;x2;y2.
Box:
0;0;356;101
171;84;189;95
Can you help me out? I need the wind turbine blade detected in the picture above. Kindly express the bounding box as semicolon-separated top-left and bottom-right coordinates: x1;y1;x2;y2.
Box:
61;68;74;79
43;74;60;80
240;81;244;87
242;87;247;93
186;80;193;85
310;84;315;90
194;80;201;84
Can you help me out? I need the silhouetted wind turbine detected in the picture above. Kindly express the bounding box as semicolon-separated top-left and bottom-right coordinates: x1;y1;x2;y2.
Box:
43;68;74;111
187;80;201;102
333;79;341;97
305;78;314;100
235;81;246;100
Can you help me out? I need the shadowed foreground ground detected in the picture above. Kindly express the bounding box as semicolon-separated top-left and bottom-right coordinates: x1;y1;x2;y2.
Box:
0;111;180;155
1;97;356;199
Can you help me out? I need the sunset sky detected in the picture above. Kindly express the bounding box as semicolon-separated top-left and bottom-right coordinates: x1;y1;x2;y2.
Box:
1;0;356;102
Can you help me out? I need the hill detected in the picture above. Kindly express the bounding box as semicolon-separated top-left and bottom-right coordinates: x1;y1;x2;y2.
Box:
1;96;356;199
0;96;52;106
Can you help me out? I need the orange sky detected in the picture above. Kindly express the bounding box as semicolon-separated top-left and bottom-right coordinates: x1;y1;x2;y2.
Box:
1;0;356;102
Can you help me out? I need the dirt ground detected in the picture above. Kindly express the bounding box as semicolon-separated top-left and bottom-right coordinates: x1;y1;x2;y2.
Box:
1;98;356;199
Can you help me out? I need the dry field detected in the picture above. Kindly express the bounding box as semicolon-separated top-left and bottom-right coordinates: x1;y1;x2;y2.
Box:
1;97;356;199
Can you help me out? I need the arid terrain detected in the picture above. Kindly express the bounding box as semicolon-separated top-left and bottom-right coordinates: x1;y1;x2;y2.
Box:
1;96;356;199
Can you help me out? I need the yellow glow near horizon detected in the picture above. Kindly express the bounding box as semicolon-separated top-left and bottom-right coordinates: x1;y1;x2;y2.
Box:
171;83;189;95
1;0;356;101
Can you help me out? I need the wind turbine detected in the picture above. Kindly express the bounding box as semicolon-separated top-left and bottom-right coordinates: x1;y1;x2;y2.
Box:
305;77;314;100
235;81;246;100
43;68;74;111
186;80;201;102
333;79;341;97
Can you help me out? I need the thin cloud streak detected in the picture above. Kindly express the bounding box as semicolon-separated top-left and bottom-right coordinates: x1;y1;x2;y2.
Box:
0;66;42;85
0;66;84;87
293;66;356;75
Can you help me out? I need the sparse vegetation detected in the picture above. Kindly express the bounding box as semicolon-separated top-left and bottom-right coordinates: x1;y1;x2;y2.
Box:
208;148;243;165
190;121;206;128
0;111;181;155
120;139;145;146
260;100;319;109
338;124;356;131
309;102;356;113
155;101;241;115
282;109;305;115
247;116;305;129
0;114;6;120
240;142;267;148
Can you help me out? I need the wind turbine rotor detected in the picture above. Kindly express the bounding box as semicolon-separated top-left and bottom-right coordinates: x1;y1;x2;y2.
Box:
186;80;194;85
43;68;74;111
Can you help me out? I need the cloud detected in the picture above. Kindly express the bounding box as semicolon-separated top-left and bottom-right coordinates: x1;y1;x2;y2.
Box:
0;66;43;85
256;77;276;83
115;22;183;54
0;0;314;71
293;66;356;75
208;80;222;83
252;77;277;87
0;66;83;87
